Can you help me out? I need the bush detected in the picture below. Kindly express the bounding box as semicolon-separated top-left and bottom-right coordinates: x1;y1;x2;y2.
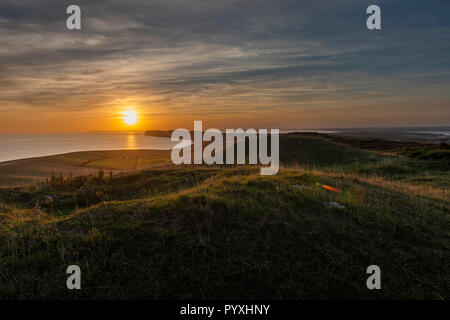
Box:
399;147;450;161
417;150;450;161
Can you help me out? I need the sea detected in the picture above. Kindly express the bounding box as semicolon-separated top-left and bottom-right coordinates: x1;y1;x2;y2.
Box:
0;132;177;163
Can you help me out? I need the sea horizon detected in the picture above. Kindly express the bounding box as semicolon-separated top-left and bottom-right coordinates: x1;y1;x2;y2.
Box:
0;126;449;164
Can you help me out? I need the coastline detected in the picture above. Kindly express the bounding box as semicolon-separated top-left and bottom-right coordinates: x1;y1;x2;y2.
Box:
1;131;448;187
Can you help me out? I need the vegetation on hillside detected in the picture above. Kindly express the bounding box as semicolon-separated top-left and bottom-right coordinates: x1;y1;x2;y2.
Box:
0;134;448;299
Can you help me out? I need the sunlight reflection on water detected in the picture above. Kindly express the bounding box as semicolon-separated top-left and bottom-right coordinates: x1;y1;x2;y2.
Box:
0;132;177;162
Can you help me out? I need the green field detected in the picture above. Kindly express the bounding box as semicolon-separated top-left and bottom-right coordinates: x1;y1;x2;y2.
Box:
0;134;448;299
0;150;171;187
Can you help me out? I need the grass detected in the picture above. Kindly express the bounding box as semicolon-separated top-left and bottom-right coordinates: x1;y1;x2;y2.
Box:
279;134;382;168
0;134;448;299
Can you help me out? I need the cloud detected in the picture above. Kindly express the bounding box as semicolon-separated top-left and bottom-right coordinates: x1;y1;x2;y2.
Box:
0;0;449;130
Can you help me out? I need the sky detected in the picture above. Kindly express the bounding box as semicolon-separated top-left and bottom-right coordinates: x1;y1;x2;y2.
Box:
0;0;449;133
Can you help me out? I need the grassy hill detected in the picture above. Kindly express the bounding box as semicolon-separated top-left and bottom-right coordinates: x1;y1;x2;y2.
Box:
280;133;382;167
0;134;448;299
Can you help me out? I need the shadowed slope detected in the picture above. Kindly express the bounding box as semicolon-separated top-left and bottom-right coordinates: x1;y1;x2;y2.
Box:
0;167;448;299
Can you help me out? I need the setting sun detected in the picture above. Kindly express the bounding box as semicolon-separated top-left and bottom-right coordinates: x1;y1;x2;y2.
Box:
121;110;138;125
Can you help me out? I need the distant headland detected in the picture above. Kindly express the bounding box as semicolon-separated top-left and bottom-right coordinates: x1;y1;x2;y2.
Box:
144;130;173;137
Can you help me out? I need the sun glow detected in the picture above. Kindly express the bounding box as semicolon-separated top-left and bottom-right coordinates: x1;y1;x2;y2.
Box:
121;110;138;125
